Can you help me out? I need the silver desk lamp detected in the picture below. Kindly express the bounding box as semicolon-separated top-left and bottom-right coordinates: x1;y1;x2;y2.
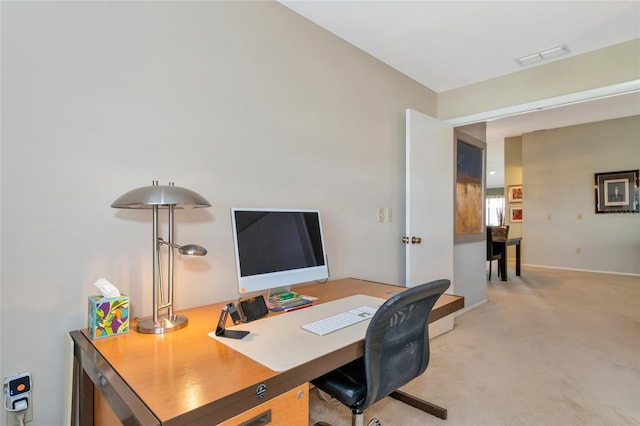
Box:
112;181;211;334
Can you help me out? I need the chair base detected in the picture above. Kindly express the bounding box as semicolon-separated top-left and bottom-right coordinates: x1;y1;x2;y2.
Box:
390;390;447;420
314;418;381;426
350;414;382;426
350;391;447;425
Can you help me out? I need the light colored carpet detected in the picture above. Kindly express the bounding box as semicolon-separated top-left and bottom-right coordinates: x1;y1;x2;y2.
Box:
309;266;640;425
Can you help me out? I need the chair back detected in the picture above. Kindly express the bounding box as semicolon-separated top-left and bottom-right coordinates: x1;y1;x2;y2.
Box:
486;226;494;260
361;279;450;411
487;226;509;260
491;225;509;241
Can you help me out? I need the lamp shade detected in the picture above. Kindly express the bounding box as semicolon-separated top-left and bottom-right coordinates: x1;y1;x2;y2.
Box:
178;244;208;256
111;182;211;209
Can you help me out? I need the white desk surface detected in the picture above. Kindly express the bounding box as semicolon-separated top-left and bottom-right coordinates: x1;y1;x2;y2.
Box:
209;294;385;372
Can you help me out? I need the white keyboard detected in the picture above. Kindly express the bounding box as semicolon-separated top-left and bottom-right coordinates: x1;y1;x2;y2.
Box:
301;306;378;336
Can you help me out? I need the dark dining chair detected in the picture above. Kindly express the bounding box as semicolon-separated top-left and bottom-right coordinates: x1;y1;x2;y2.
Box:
311;279;450;426
486;226;508;280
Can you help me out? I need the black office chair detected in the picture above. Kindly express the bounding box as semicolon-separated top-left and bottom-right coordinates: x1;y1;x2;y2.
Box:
311;279;450;426
486;226;508;280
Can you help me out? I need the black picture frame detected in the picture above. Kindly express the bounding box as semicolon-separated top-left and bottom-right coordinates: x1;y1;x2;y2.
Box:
594;170;639;214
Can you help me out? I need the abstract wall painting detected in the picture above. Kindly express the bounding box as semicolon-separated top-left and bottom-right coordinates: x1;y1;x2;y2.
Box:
454;131;486;243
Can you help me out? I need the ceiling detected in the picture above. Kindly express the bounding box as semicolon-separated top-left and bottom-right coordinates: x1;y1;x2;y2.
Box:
279;1;640;188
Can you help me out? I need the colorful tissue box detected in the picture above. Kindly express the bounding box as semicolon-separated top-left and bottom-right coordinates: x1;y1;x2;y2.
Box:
88;295;130;339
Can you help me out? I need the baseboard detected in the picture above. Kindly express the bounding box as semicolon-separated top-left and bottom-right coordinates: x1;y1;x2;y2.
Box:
523;263;640;277
454;298;488;318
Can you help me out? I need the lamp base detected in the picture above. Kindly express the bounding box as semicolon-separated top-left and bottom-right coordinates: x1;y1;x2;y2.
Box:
136;314;188;334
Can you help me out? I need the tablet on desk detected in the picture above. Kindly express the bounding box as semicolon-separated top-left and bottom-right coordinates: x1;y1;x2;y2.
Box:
238;296;269;322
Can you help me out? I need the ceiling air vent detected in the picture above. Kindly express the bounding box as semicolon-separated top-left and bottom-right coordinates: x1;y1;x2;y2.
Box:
516;44;570;67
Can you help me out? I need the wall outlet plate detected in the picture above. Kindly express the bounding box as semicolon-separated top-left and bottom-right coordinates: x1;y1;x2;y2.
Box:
6;404;33;426
4;372;33;425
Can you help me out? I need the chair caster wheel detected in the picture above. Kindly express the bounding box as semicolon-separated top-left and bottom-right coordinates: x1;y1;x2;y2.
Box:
367;419;382;426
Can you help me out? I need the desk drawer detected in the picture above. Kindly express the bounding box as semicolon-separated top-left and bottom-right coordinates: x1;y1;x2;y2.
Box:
217;383;308;426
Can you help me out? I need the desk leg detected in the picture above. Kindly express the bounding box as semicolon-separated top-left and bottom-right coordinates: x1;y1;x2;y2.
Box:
70;331;159;426
515;242;521;276
390;390;447;419
73;350;95;426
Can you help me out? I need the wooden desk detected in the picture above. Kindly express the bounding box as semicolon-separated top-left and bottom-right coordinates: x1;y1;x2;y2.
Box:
70;278;464;425
494;237;522;281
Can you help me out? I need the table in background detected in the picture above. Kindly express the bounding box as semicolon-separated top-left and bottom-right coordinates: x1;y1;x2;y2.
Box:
70;278;464;426
494;237;522;281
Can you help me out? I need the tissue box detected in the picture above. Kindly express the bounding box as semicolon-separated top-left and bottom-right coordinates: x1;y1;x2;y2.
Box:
88;295;130;339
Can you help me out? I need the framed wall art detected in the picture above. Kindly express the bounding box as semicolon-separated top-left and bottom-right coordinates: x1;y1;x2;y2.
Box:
508;185;523;203
510;206;523;223
454;130;486;243
594;170;639;213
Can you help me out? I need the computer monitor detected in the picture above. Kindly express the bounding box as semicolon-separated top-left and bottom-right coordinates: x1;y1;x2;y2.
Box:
231;208;329;295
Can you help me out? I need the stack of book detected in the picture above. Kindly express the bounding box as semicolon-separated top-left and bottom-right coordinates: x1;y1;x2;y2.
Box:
267;292;317;312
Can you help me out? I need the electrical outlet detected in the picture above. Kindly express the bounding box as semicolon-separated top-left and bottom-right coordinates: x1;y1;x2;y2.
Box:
377;208;384;223
385;207;392;222
4;372;33;425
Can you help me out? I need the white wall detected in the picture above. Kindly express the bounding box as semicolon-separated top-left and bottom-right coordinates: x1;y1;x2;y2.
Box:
504;136;523;258
522;116;640;274
453;123;489;309
0;2;438;423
